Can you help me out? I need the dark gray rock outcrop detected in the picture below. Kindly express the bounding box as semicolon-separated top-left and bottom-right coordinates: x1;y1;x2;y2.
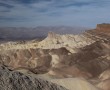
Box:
0;65;67;90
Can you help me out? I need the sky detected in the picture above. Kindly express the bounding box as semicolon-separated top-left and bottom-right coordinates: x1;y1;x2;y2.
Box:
0;0;110;28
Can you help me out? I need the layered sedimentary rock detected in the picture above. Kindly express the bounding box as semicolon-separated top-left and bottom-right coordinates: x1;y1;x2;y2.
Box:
96;23;110;33
48;66;92;79
0;48;52;74
0;24;110;90
0;25;109;78
38;32;95;53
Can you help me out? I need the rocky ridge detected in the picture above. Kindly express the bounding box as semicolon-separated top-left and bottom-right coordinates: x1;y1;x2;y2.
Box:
0;24;110;90
38;32;95;53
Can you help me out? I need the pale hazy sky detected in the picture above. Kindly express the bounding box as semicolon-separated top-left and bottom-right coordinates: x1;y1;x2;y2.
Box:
0;0;110;27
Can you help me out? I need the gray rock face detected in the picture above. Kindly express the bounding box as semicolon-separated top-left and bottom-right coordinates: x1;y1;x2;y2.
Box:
0;65;67;90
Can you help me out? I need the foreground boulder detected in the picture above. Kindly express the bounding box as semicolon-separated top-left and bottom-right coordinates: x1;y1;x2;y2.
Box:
0;65;67;90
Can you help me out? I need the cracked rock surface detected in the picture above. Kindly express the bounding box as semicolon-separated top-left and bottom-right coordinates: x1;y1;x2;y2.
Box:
0;65;67;90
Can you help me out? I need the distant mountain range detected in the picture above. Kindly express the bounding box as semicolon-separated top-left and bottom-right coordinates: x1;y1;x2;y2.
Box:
0;26;90;41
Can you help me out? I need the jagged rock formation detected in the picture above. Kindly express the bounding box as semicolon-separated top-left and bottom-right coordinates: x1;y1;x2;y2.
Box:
38;32;95;53
0;25;109;78
0;24;110;90
0;40;39;50
0;48;52;74
47;41;110;77
0;65;67;90
1;41;109;79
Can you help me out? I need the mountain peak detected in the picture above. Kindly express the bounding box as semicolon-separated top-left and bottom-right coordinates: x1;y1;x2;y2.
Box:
47;31;58;38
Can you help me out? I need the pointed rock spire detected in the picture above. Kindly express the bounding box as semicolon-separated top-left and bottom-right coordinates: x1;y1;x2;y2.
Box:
48;31;57;38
